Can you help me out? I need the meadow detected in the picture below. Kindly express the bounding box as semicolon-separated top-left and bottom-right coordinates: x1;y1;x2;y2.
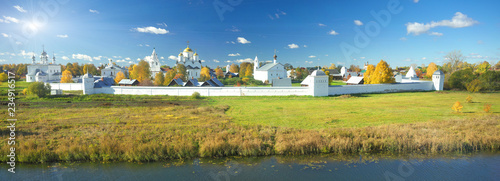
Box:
0;81;499;163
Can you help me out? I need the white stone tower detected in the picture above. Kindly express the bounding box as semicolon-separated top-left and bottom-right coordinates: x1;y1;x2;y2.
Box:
226;64;230;73
309;70;329;96
82;73;94;95
432;70;444;91
253;56;259;73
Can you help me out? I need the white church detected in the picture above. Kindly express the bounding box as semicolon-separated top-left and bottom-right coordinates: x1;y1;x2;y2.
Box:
146;48;162;78
26;48;62;82
101;59;129;78
176;43;202;79
253;52;287;84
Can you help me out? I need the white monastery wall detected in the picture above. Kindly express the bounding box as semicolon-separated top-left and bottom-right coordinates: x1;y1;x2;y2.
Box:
49;83;83;91
92;86;310;96
328;81;433;96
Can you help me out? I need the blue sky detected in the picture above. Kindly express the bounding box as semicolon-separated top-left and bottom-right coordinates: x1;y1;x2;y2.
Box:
0;0;499;68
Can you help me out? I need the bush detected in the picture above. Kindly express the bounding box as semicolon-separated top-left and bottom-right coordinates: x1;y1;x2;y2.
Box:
451;101;463;113
191;92;201;99
483;104;492;113
27;82;51;97
448;69;475;90
478;71;500;91
465;95;473;103
466;79;481;93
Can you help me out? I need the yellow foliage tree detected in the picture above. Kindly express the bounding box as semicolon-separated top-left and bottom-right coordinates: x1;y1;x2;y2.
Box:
164;69;176;86
114;71;125;84
426;62;438;78
129;60;151;82
369;60;394;84
452;101;463;113
0;72;7;82
215;68;224;79
60;70;73;83
229;64;239;73
154;72;165;86
245;65;253;77
363;64;375;84
329;63;336;69
199;67;211;81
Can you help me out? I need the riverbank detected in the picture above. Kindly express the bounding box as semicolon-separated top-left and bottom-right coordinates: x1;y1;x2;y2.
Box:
0;84;499;163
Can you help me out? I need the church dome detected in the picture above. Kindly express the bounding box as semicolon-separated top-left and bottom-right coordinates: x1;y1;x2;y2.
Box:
183;46;193;52
432;70;444;75
311;70;326;76
194;52;198;56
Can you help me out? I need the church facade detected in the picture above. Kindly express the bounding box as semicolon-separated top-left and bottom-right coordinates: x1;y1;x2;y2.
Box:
176;43;202;79
146;48;162;78
253;53;287;84
101;59;129;78
26;48;62;82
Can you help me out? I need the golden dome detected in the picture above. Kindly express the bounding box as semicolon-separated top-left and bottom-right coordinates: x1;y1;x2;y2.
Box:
183;45;193;52
194;52;198;56
178;52;182;56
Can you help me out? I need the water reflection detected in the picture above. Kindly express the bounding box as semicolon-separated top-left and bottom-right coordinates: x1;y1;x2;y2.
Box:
1;152;499;181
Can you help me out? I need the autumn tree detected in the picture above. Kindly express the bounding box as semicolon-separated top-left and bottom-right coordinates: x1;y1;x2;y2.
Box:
114;71;125;84
199;67;211;82
245;65;253;77
60;70;73;83
475;61;491;75
363;64;375;84
83;64;98;75
164;69;176;85
349;65;361;72
176;64;187;81
452;101;463;113
426;62;438;78
229;64;239;73
154;72;165;86
368;60;395;84
239;62;250;76
0;72;7;82
215;68;224;79
129;60;151;82
329;63;336;69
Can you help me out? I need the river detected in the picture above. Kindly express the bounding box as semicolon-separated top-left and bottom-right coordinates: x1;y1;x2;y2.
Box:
1;153;499;181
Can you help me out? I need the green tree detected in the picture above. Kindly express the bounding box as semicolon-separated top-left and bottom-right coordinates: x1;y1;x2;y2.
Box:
27;82;51;97
448;68;475;90
478;71;500;91
154;72;165;86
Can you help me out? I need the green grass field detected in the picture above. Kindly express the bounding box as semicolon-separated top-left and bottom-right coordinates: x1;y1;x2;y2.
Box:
0;81;499;163
211;92;499;129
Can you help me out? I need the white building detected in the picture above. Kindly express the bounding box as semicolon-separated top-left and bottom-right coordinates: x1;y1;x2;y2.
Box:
176;43;202;79
26;48;62;82
101;59;128;78
253;53;287;83
405;66;419;80
146;48;162;78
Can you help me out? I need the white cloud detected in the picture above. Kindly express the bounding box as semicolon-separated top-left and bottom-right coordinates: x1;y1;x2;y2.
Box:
201;60;206;63
72;54;93;61
133;26;169;34
226;60;231;63
116;59;126;62
406;12;478;35
113;56;122;59
422;57;427;60
308;55;316;58
328;30;339;35
13;5;27;13
303;45;307;48
429;32;443;36
61;56;70;60
288;44;299;49
156;22;167;27
18;50;35;57
226;26;240;32
235;58;253;63
360;57;366;59
1;16;19;23
89;9;99;14
1;33;9;38
318;23;326;27
354;20;363;26
93;56;103;60
160;56;164;60
56;34;68;38
413;0;419;3
228;53;240;57
168;55;178;60
136;58;141;61
125;57;131;61
305;61;313;64
225;41;236;44
0;59;6;62
213;59;220;63
400;37;407;41
128;61;134;64
237;37;251;44
404;58;412;62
